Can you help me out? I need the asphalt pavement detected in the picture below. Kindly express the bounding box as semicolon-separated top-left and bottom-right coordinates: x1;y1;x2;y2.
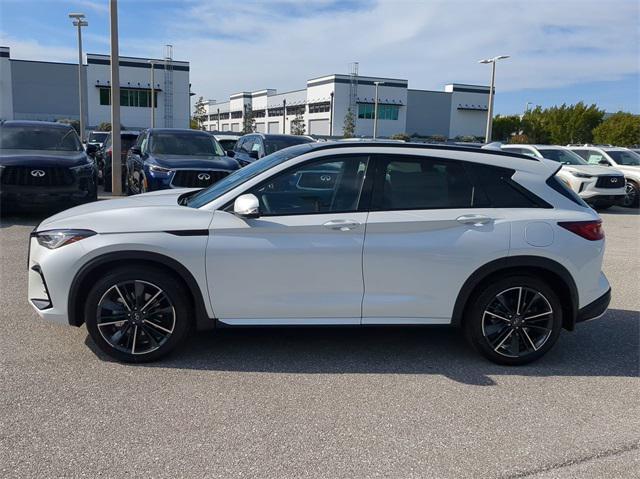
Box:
1;205;638;478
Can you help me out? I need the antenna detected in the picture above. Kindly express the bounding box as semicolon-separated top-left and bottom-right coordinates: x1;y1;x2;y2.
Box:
164;44;173;128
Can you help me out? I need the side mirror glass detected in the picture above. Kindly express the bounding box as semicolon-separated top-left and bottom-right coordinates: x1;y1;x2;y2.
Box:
130;146;142;156
249;150;260;160
226;150;235;157
233;194;260;218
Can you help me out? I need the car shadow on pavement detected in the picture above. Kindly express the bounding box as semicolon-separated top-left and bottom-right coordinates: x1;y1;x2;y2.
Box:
86;308;639;385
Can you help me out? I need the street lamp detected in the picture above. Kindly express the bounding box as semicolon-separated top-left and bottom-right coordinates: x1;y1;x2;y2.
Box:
479;55;509;143
148;60;155;128
373;81;384;139
69;13;88;142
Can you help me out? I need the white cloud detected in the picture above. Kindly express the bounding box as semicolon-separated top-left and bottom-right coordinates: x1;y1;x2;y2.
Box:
0;33;77;63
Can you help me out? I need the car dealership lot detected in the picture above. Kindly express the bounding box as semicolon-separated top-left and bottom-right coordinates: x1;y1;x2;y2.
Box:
1;206;638;478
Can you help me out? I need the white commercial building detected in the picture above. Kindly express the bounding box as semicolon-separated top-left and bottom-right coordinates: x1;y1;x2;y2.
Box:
203;73;490;139
0;46;190;132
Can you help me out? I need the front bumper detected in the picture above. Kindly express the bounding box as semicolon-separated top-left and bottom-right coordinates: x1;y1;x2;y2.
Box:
576;288;611;324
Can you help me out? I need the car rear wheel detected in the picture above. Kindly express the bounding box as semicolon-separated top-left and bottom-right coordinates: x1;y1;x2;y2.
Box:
85;266;192;362
464;276;562;365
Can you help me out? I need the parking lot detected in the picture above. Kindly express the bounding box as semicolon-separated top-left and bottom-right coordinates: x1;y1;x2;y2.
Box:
1;205;638;478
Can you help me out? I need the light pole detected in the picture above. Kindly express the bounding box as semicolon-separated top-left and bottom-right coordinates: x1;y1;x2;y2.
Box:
479;55;509;143
373;81;384;139
69;13;88;142
109;0;122;195
149;60;155;128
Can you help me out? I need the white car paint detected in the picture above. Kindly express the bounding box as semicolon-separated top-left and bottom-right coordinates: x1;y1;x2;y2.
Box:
28;143;610;359
501;145;625;205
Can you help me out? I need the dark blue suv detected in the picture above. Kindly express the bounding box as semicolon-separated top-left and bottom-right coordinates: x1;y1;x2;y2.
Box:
125;128;240;194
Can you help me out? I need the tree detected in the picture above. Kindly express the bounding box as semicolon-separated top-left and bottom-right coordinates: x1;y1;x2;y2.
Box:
544;102;604;144
492;115;521;142
192;96;207;130
343;108;355;138
390;133;410;141
521;106;550;144
291;112;306;135
242;104;256;134
593;112;640;147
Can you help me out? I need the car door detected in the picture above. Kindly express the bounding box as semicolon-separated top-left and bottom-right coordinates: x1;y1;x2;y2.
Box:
361;154;512;324
206;153;372;324
233;136;252;164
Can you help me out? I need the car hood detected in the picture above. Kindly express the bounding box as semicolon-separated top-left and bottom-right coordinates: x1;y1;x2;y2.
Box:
0;149;89;167
36;188;212;233
151;154;239;171
612;164;640;178
560;164;624;176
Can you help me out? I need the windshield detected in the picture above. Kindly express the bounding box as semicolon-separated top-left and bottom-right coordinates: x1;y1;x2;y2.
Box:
265;136;314;155
150;132;225;156
0;125;83;151
537;148;586;165
607;150;640;166
89;132;108;143
185;143;314;208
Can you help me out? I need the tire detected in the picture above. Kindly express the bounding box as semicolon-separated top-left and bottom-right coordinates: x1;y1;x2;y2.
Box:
84;266;192;363
463;275;563;365
623;180;639;208
594;204;611;211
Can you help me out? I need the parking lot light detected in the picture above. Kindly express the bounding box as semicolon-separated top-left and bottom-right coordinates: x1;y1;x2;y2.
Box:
478;55;510;143
69;13;88;142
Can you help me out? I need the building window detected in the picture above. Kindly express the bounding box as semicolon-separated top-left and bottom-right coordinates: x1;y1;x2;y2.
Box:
357;103;399;120
308;102;330;113
286;105;305;116
254;109;266;118
268;107;284;116
230;111;243;119
98;87;157;108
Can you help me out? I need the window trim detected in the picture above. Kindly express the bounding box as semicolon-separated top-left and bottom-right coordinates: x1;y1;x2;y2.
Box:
223;153;374;216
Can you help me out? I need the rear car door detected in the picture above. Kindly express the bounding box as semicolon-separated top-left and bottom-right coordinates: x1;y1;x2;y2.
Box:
361;154;513;324
206;153;371;323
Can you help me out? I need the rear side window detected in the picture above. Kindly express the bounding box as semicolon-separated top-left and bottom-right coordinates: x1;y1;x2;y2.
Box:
465;163;549;208
373;157;476;210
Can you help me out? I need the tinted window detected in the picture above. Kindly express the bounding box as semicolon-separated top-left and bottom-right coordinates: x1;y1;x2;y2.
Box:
607;150;640;166
218;139;237;151
150;132;224;156
0;125;82;151
264;136;314;155
571;149;589;160
121;135;139;151
375;157;475;210
248;155;369;215
467;163;545;208
537;148;586;165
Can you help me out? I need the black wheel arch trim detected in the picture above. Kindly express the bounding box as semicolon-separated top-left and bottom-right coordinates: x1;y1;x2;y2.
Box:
451;255;579;330
68;250;214;330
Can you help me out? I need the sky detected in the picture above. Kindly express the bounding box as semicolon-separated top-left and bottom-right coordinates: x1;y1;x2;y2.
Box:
0;0;638;115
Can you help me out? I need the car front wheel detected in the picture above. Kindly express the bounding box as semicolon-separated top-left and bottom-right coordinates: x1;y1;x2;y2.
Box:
464;276;562;365
623;180;639;208
84;266;192;362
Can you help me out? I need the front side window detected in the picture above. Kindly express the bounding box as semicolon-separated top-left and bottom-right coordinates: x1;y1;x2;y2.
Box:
0;125;82;151
585;150;608;165
607;150;640;166
375;157;475;210
247;155;369;216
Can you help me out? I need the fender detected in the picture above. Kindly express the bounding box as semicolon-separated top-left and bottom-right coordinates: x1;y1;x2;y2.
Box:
450;255;579;330
68;250;214;330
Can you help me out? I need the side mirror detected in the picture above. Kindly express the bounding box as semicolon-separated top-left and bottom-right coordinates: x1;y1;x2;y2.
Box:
233;194;260;218
85;144;97;154
226;150;235;157
249;150;260;160
598;159;609;166
130;146;142;156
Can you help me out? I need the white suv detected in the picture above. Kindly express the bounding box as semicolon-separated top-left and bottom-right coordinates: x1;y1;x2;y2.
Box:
28;142;611;365
501;145;626;209
568;146;640;208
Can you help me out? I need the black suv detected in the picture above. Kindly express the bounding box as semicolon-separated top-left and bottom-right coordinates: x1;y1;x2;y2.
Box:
229;134;315;166
0;120;97;210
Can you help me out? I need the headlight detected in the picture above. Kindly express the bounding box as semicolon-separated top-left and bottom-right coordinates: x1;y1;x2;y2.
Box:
571;171;593;179
148;164;173;175
34;229;96;249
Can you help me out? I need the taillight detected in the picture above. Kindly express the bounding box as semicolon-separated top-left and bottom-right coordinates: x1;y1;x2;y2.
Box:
558;220;604;241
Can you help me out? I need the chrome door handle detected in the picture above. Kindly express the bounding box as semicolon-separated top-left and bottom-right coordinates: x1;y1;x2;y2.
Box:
456;214;493;226
323;219;361;231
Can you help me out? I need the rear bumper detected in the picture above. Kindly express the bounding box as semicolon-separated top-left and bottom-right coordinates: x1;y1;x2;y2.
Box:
576;288;611;324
